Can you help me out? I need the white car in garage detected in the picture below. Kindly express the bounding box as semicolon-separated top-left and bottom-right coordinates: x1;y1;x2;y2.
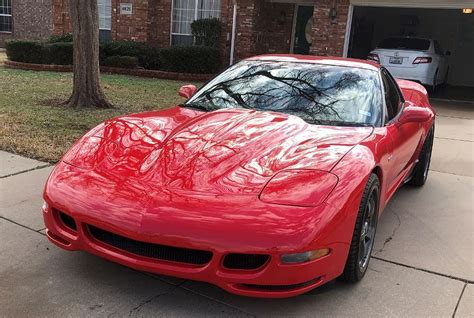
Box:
367;37;449;88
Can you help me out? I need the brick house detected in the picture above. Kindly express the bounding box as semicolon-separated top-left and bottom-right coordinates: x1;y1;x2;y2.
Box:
50;0;349;63
3;0;472;88
0;0;53;47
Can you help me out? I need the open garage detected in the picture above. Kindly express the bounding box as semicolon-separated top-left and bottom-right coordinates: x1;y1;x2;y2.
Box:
346;1;474;100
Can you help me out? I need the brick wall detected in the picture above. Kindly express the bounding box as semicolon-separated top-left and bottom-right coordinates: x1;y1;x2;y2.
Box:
148;0;172;47
52;0;71;35
0;0;53;47
220;0;295;63
52;0;171;47
255;2;294;55
112;0;149;42
310;0;349;56
221;0;349;63
229;0;261;61
49;0;350;64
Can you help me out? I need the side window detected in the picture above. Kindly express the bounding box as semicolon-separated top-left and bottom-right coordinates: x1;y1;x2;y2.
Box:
434;40;444;56
381;69;401;123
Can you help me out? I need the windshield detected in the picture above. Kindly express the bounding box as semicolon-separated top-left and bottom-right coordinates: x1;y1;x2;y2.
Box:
185;61;383;126
378;37;430;51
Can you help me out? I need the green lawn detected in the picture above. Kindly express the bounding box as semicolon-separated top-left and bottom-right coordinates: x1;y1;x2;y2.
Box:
0;66;194;162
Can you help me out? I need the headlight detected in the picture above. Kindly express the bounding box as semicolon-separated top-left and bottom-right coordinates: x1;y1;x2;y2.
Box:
259;170;338;207
61;123;118;169
62;136;117;169
281;249;330;264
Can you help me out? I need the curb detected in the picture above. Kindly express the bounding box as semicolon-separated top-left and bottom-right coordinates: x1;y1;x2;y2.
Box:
4;60;214;81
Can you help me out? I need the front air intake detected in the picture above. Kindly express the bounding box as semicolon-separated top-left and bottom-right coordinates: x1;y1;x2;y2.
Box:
58;211;77;231
87;225;213;266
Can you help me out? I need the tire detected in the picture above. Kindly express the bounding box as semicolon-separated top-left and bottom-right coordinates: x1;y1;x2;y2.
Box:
431;70;438;93
408;125;435;187
443;66;449;86
339;173;380;283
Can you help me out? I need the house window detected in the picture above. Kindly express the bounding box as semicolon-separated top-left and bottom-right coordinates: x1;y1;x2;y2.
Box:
171;0;220;45
98;0;111;41
0;0;12;33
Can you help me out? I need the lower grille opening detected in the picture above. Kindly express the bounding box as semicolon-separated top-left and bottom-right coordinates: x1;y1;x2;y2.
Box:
240;277;321;292
223;253;270;270
58;211;77;231
87;225;213;266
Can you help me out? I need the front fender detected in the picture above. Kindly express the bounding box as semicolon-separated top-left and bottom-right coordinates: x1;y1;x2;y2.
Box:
326;145;378;246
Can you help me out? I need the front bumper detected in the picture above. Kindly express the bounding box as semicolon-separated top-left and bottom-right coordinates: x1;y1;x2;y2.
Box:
42;159;356;298
43;202;349;298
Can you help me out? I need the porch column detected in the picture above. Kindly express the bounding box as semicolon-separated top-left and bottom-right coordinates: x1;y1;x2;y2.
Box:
310;0;350;56
220;0;263;63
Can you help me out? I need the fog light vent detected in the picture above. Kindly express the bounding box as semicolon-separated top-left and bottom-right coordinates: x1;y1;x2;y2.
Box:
223;253;269;270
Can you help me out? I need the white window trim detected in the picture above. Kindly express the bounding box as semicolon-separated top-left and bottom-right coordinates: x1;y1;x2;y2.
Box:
98;0;111;31
0;1;12;33
169;0;174;45
170;0;221;45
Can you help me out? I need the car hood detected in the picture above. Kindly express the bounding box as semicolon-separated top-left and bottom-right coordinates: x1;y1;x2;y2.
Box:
66;106;373;194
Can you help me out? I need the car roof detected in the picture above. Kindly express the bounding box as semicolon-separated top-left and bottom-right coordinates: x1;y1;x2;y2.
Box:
382;36;432;41
245;54;381;71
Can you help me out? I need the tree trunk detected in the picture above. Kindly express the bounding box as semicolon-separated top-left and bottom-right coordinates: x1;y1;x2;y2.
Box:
65;0;112;108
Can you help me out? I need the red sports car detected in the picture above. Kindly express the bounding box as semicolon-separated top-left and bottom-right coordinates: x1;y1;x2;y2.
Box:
43;55;435;298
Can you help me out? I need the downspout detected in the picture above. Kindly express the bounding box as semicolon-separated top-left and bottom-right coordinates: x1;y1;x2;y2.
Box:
229;1;237;65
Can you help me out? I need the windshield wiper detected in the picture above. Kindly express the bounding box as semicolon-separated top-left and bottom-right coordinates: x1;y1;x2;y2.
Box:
179;102;218;112
309;119;374;127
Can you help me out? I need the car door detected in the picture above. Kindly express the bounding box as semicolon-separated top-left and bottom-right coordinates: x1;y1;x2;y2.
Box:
381;69;423;189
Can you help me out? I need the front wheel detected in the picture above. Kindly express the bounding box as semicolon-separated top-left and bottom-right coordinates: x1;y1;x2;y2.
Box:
408;125;434;187
339;173;380;283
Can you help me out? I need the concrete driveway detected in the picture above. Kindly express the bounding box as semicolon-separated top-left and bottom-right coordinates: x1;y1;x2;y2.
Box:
0;100;473;317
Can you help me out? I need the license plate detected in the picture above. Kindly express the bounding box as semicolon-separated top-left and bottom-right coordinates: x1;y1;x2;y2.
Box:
389;57;403;64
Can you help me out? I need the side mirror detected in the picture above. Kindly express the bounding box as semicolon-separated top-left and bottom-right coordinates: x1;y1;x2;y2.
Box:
398;106;432;124
178;85;198;99
445;50;451;56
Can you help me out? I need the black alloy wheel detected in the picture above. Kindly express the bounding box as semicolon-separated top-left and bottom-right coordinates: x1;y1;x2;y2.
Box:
339;173;380;283
409;125;434;187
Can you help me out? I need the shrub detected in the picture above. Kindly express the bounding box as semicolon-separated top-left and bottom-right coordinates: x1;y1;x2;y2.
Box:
6;39;219;74
5;40;45;64
102;55;139;69
43;42;74;65
140;46;161;70
101;40;148;59
99;43;107;64
159;46;220;74
191;18;221;48
101;40;155;68
48;33;73;43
